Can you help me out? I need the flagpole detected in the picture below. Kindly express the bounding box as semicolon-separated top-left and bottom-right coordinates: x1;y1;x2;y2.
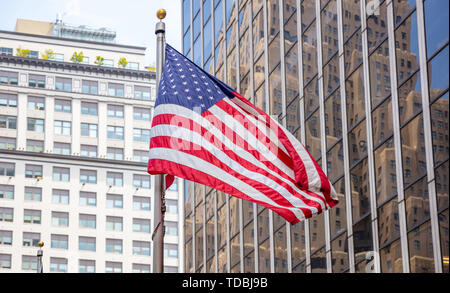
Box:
36;241;44;273
152;8;167;274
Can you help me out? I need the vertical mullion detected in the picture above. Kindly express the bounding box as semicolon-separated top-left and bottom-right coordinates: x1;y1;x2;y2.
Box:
386;0;410;273
315;0;333;274
296;0;311;273
336;0;355;273
415;0;442;273
360;0;381;273
278;0;293;273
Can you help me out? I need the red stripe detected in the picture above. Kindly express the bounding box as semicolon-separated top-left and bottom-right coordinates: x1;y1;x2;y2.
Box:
148;158;301;225
149;136;315;219
150;113;325;212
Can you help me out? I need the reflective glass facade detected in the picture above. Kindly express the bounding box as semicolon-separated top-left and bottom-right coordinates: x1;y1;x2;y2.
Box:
182;0;448;273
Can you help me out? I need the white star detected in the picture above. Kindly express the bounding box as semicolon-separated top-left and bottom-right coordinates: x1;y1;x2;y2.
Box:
201;75;206;79
192;74;197;77
178;68;183;72
201;104;205;107
176;63;181;66
204;82;209;86
189;68;194;71
193;81;198;84
209;96;214;100
162;91;167;95
170;79;174;83
180;75;185;78
171;85;176;89
184;88;189;92
198;96;203;99
196;88;201;91
182;81;187;85
187;96;192;100
206;88;211;92
174;91;178;95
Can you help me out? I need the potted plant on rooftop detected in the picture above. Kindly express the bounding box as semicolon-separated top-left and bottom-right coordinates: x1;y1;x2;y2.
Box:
41;49;55;60
71;51;84;63
16;47;30;57
95;56;105;66
118;57;128;68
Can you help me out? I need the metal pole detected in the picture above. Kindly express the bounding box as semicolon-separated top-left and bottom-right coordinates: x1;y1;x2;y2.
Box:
37;241;44;273
152;8;167;274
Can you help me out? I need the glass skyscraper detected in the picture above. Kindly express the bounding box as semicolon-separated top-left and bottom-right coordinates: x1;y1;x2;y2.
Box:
181;0;448;273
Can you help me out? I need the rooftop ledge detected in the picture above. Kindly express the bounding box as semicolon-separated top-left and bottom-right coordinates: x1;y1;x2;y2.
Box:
0;54;156;80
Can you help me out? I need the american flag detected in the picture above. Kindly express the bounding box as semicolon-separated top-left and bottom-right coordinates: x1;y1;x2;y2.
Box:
147;44;338;225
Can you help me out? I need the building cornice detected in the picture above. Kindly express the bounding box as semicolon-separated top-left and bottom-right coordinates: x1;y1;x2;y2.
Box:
0;149;147;169
0;54;156;80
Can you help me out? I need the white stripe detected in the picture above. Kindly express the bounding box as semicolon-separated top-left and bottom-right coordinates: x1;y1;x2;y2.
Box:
153;103;296;180
149;147;306;222
151;123;324;213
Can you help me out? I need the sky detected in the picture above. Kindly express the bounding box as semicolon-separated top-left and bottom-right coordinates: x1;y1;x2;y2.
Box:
0;0;182;67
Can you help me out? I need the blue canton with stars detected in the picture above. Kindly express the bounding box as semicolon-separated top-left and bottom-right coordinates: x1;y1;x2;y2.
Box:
155;44;236;114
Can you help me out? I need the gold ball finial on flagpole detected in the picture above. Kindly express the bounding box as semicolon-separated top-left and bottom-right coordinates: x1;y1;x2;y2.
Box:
157;9;166;20
38;241;44;247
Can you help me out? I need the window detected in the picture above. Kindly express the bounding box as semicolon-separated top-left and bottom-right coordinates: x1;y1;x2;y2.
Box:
108;83;124;97
106;216;123;231
80;170;97;184
80;191;96;206
133;107;151;121
54;120;71;135
55;77;72;91
54;142;71;155
28;96;45;110
0;185;14;199
133;263;151;273
126;62;139;70
52;189;69;204
133;150;149;162
79;236;95;251
22;255;37;271
27;51;39;58
106;194;123;209
54;99;71;113
106;172;123;187
0;70;18;85
133;218;151;233
27;118;44;132
165;221;178;236
51;234;68;249
166;199;178;214
107;104;124;118
0;115;17;129
133;128;151;142
133;196;151;211
105;261;122;273
81;123;98;138
0;230;12;245
23;232;40;247
133;174;150;189
107;126;124;140
52;212;68;227
81;102;98;116
103;59;114;67
106;238;123;254
134;86;151;100
0;162;15;176
25;164;42;179
0;93;17;107
24;209;41;224
164;244;178;258
50;53;64;62
107;147;123;160
79;259;95;273
0;207;13;222
53;167;70;182
26;140;43;152
79;214;96;229
168;179;178;191
82;80;98;94
0;47;13;55
28;74;45;88
50;257;67;273
0;254;11;269
80;145;97;157
133;241;150;256
24;187;41;201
